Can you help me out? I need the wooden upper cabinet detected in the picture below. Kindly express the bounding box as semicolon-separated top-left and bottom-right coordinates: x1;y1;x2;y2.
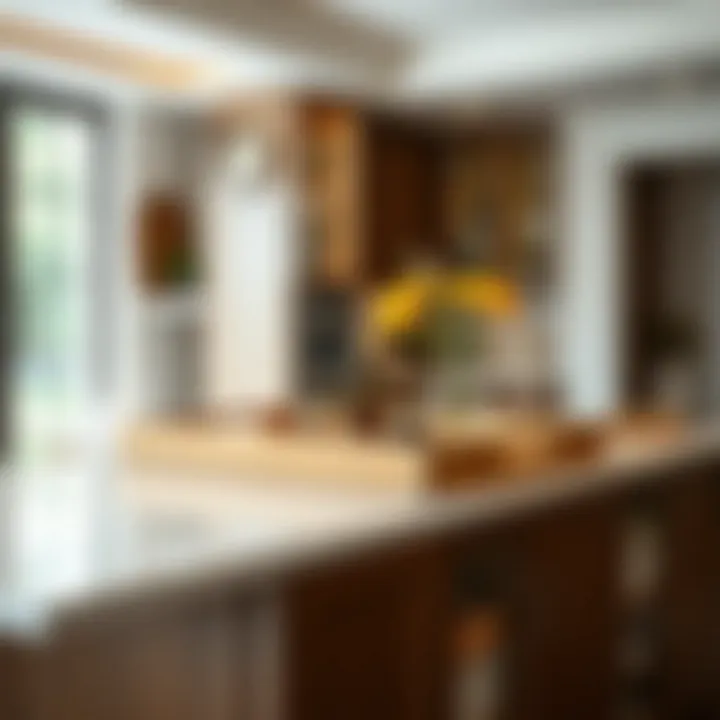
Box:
298;101;552;288
443;129;551;275
365;119;444;283
301;102;365;288
299;103;447;288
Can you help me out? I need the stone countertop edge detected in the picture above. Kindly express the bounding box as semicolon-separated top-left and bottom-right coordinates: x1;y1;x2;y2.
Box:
3;427;719;642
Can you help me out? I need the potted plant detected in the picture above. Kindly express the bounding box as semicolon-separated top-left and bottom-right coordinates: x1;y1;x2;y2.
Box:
367;263;521;436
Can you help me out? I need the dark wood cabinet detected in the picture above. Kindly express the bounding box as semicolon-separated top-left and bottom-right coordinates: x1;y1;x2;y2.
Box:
446;498;621;720
1;596;271;720
508;499;621;720
285;498;623;720
365;119;444;282
285;541;449;720
658;470;720;719
3;464;720;720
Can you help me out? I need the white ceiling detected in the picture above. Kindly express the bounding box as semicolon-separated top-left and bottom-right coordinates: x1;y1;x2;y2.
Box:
120;0;720;99
3;0;373;99
403;4;720;101
6;0;720;106
123;0;412;80
320;0;712;41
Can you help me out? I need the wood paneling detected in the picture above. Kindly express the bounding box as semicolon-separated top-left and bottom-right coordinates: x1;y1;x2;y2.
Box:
0;14;211;90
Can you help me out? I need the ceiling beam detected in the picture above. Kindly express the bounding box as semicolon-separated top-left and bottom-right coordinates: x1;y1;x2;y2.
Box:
123;0;413;79
1;12;215;90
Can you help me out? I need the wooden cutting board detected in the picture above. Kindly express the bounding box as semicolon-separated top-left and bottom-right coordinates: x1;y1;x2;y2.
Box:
124;412;684;493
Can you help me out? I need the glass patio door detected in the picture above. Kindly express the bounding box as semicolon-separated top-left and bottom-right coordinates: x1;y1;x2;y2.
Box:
1;91;114;594
7;100;102;469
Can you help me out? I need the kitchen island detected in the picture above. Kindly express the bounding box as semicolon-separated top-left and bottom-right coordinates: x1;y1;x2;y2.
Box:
2;426;720;719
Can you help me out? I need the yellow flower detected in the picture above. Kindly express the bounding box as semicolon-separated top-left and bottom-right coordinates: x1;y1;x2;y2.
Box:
371;273;435;337
371;270;521;342
449;273;521;318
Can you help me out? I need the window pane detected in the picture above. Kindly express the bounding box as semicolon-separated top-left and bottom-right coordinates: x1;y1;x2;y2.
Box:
10;108;94;464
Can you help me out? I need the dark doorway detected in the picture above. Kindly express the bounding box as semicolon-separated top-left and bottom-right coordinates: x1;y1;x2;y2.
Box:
625;161;720;416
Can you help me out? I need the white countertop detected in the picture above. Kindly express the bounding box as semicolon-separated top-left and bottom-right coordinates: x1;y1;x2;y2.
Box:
2;426;718;641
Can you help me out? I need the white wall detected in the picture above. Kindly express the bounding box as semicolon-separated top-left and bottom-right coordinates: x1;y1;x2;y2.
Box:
136;108;203;196
204;144;298;411
561;96;720;414
132;107;205;416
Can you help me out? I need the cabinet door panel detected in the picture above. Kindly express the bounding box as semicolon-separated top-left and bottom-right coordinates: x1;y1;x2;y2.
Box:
659;471;720;719
508;499;621;720
22;600;258;720
286;542;448;720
